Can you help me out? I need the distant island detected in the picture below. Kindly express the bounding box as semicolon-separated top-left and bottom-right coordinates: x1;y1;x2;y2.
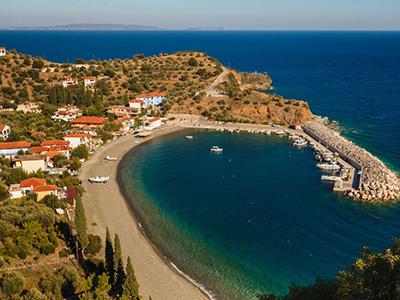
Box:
7;23;163;31
185;27;224;31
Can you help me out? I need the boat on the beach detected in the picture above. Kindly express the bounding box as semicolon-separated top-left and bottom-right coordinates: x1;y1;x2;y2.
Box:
89;176;110;183
104;155;117;161
185;135;194;139
316;162;341;170
210;146;223;152
276;130;285;135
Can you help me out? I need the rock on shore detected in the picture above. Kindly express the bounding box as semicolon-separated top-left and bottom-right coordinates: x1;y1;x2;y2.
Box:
303;121;400;201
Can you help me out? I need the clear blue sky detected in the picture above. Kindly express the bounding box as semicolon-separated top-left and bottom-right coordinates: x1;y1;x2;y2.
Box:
1;0;399;30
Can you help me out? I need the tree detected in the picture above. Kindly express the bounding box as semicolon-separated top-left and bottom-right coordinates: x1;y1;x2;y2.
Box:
75;196;88;253
113;233;125;295
1;271;25;296
72;144;89;160
122;257;140;299
85;234;103;255
0;184;9;201
4;168;28;185
105;228;114;283
188;57;198;67
53;154;69;168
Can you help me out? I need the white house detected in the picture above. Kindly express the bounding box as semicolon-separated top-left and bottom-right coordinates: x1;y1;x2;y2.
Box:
0;47;5;56
51;105;82;122
0;141;31;158
135;92;166;106
129;99;145;109
84;77;96;87
63;133;92;149
17;101;41;114
0;125;10;140
144;117;162;130
60;76;78;88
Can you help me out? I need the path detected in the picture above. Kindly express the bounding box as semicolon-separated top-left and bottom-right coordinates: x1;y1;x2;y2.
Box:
205;66;229;96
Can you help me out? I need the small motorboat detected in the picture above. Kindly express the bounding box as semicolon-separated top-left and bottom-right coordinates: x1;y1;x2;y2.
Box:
186;135;194;139
276;130;285;135
316;162;341;170
89;176;110;183
104;155;117;161
293;138;308;147
210;146;223;152
321;175;342;182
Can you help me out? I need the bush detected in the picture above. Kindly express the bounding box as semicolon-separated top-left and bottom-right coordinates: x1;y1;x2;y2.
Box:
23;288;48;300
85;234;102;255
1;271;25;296
40;244;56;255
71;144;89;160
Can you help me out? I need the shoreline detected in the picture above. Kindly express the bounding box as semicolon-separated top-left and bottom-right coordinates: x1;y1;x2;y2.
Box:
79;124;213;300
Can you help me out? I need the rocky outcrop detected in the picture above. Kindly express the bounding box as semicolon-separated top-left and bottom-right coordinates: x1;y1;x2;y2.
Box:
303;121;400;201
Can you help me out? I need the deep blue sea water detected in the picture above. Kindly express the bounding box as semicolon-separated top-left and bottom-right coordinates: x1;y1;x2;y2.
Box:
2;31;400;298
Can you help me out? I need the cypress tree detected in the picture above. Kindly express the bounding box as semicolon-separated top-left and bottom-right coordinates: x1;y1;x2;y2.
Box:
122;257;140;299
113;234;125;295
75;196;88;251
105;227;114;283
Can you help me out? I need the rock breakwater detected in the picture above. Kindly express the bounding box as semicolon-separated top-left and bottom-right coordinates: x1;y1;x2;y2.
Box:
303;121;400;201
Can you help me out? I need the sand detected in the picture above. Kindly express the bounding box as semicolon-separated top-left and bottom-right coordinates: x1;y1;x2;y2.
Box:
79;124;210;300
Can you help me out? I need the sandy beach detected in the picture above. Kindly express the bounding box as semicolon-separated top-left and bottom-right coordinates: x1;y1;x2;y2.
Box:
79;124;210;300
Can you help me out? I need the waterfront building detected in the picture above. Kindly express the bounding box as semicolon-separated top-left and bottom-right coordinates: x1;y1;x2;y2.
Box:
135;92;166;106
144;117;162;130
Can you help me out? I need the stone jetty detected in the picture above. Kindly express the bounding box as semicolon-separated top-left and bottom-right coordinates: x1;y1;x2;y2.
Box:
302;121;400;201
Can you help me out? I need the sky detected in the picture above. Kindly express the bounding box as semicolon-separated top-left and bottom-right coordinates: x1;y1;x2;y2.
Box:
1;0;399;30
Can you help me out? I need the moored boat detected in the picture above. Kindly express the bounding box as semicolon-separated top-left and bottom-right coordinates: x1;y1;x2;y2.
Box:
210;146;223;152
185;135;194;139
316;162;341;170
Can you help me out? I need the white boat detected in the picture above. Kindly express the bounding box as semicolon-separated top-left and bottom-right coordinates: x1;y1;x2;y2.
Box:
210;146;223;152
104;155;117;161
185;135;194;139
316;162;341;170
321;175;342;182
276;130;285;135
293;138;308;147
89;176;110;183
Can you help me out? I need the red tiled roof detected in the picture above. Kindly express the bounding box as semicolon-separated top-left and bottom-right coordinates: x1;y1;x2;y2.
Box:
0;141;31;149
49;145;72;151
294;123;301;126
32;185;57;192
30;146;49;153
122;116;132;120
41;140;70;147
129;99;145;104
47;151;65;159
62;76;76;82
0;125;8;131
113;120;124;124
71;116;108;125
0;47;5;50
20;178;46;189
148;117;161;123
84;77;96;80
64;133;92;138
136;92;166;99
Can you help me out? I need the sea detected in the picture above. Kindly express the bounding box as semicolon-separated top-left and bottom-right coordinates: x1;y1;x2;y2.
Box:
2;30;399;298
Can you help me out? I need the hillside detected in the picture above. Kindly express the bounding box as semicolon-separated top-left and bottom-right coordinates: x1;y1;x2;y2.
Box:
0;49;312;125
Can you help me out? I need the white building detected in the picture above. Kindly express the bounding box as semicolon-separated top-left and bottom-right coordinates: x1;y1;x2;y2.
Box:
135;92;166;106
63;133;92;149
17;101;41;114
84;77;96;87
60;76;78;88
51;105;82;122
0;125;10;140
0;47;5;56
144;117;162;130
0;141;31;158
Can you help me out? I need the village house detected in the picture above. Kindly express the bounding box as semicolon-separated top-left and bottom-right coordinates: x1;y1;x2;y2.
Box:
0;47;5;56
16;101;42;113
0;125;10;140
40;140;72;158
71;116;108;135
0;141;31;158
129;99;145;109
32;185;58;201
8;177;46;199
144;117;162;130
59;76;78;88
135;92;166;106
12;155;47;173
63;133;92;149
121;116;135;128
106;105;140;118
30;146;50;155
51;105;82;122
112;119;130;133
84;76;96;87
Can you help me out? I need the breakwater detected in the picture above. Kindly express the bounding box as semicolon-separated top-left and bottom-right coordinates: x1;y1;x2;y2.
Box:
302;121;400;201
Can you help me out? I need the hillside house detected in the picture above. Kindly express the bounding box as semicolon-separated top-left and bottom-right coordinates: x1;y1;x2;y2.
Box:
60;76;78;88
12;155;47;173
40;140;72;157
71;116;108;134
0;141;31;158
33;185;58;201
0;47;5;56
144;117;162;130
107;105;140;117
129;99;145;109
17;101;42;113
135;92;166;106
84;76;96;87
9;177;47;199
0;125;10;140
51;105;82;122
63;133;92;149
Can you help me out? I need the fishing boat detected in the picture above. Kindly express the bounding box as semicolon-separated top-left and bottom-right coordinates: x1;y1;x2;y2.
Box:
104;155;117;161
293;138;308;147
321;175;342;182
276;130;285;135
316;162;341;170
210;146;223;152
185;135;194;139
89;176;110;183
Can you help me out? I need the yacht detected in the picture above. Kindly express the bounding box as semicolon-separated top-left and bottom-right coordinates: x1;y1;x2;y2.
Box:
210;146;223;152
185;135;194;139
316;162;341;170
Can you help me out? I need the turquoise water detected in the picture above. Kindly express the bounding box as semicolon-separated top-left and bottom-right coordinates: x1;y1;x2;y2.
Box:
119;129;400;299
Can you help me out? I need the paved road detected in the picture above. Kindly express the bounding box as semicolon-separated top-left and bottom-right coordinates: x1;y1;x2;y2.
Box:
205;66;229;96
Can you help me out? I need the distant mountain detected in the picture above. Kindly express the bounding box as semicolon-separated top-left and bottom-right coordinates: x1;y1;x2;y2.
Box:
185;27;224;31
7;23;164;31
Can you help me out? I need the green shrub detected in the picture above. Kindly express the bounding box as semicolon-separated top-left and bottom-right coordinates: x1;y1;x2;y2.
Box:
85;234;102;255
40;244;56;255
1;271;25;296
